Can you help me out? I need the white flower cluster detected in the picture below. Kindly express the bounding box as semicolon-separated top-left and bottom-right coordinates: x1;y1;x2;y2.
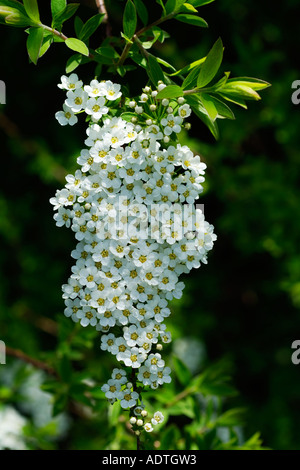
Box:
51;74;216;415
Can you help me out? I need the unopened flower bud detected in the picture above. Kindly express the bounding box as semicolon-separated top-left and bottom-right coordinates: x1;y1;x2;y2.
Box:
129;100;136;108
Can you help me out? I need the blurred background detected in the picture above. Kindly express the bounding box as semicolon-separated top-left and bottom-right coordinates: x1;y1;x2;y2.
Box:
0;0;300;450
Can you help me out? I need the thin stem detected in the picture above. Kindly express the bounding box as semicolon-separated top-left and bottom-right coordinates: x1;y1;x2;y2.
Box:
40;23;95;59
116;12;176;67
6;346;58;377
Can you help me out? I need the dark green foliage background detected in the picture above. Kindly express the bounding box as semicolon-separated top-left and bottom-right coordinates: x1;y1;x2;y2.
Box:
0;0;300;450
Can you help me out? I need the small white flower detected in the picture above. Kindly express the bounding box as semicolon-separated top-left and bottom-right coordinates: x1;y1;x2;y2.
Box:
65;88;88;112
58;73;82;91
55;103;78;126
144;422;153;432
151;411;164;426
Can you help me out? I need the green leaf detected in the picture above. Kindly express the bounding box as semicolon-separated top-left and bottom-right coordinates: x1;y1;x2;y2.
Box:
217;92;247;109
38;33;53;58
26;26;44;64
123;0;137;39
167;397;195;418
197;37;223;88
185;94;219;139
51;0;66;17
220;83;261;100
215;407;246;427
165;0;176;14
179;3;198;13
96;46;120;59
226;77;271;91
182;63;202;89
175;13;208;27
0;6;33;26
171;56;205;77
52;3;79;28
147;54;165;85
79;13;105;42
199;93;218;121
172;356;192;386
23;0;40;22
65;37;89;56
133;0;148;25
0;1;26;14
207;95;235;119
156;84;183;99
121;112;137;122
156;0;166;15
188;0;215;6
74;15;83;37
65;53;82;73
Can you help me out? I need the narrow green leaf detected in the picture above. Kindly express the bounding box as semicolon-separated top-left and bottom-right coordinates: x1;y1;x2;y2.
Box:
26;26;44;64
172;356;192;386
65;53;82;73
156;0;166;15
121;112;137;122
217;92;248;109
221;83;261;100
165;0;176;14
182;63;202;89
65;37;89;56
207;95;235;119
96;46;120;59
38;33;53;58
197;37;223;88
147;54;165;85
0;1;26;14
171;56;205;77
0;6;33;27
52;3;79;28
133;0;148;25
188;0;215;6
179;3;198;13
74;15;83;37
79;13;105;42
185;94;219;139
210;71;230;90
23;0;40;22
226;77;271;91
51;0;66;17
199;92;218;121
156;84;183;99
123;0;137;39
215;407;246;426
176;13;208;27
